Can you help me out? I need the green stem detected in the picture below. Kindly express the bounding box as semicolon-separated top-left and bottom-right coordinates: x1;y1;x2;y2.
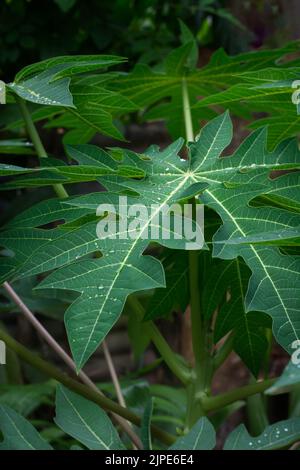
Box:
202;377;276;412
0;328;175;446
188;242;205;384
263;328;273;378
246;384;269;436
16;96;68;199
182;79;212;426
182;78;194;142
128;296;192;385
182;79;208;391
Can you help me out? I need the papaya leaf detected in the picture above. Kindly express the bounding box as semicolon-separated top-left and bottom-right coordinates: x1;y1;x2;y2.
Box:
2;113;300;370
7;55;126;107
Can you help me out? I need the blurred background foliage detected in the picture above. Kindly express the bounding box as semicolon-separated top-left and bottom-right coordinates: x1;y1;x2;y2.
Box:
2;0;296;80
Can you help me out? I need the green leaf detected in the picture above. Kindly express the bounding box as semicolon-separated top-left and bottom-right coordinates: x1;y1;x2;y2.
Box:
110;43;214;138
179;20;198;70
4;198;92;229
203;188;300;357
144;251;189;321
261;172;300;212
8;55;126;107
15;56;126;84
0;139;34;155
54;0;76;12
111;40;300;139
0;383;54;417
8;70;74;107
249;114;300;150
54;385;125;450
2;113;300;370
0;163;38;176
0;383;53;416
224;418;300;450
194;82;294;112
18;73;133;143
127;306;152;359
207;259;270;376
170;417;216;450
0;405;52;450
66;76;136;141
0;145;145;190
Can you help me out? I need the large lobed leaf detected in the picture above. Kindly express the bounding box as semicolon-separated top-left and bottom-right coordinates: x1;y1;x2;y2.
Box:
1;112;300;370
110;38;300;143
7;55;126;107
4;55;131;142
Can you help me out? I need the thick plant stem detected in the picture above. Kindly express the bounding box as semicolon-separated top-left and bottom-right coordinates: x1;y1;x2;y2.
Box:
182;79;209;397
16;96;68;199
247;392;269;436
246;375;269;436
202;377;276;412
182;78;194;142
0;328;175;446
128;296;192;385
182;79;210;426
188;243;204;386
2;282;142;449
16;97;48;158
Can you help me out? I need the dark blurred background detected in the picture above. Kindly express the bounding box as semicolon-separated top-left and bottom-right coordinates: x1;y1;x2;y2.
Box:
1;0;299;81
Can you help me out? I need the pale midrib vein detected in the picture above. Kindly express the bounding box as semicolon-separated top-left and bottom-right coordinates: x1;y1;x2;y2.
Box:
193;420;204;449
9;83;65;106
78;173;191;365
198;87;293;106
1;408;36;450
59;389;110;449
194;113;227;170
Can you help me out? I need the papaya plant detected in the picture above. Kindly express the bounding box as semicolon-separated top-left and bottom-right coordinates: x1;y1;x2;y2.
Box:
0;28;300;451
